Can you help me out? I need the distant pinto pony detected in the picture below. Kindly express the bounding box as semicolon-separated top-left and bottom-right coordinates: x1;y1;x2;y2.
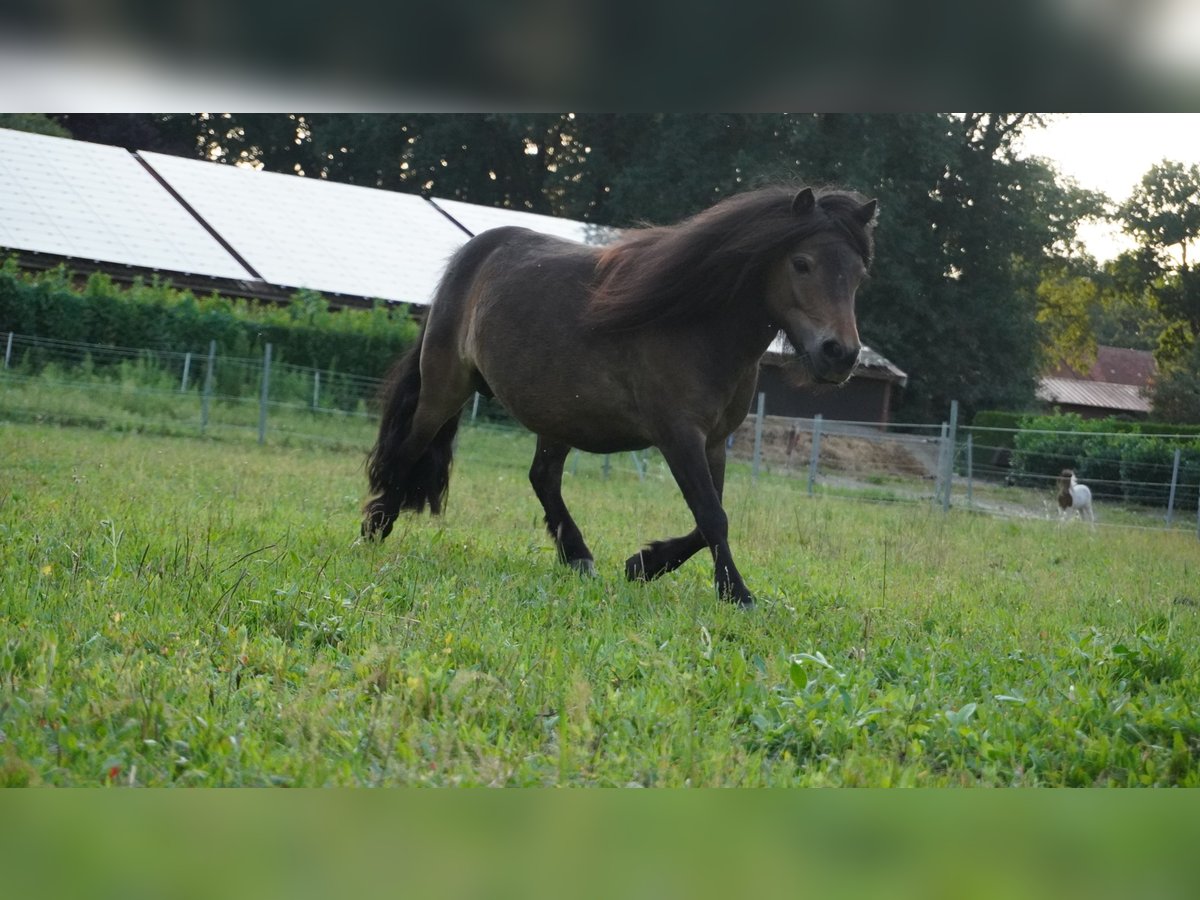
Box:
362;185;878;607
1056;469;1096;526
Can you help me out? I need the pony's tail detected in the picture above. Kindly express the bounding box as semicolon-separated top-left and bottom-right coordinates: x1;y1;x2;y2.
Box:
362;333;459;541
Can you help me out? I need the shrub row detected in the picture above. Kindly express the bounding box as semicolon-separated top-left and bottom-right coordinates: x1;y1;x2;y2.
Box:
0;259;421;381
1008;413;1200;507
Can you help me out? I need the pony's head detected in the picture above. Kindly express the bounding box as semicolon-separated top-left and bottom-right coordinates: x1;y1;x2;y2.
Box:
764;187;877;384
588;185;876;385
1056;469;1076;508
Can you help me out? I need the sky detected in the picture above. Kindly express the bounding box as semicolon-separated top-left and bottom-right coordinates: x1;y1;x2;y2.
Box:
1017;113;1200;262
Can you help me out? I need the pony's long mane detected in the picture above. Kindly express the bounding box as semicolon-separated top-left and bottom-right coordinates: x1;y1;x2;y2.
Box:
587;185;875;332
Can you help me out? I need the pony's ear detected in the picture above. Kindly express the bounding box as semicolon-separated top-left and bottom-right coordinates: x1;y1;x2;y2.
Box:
791;187;816;216
854;198;878;226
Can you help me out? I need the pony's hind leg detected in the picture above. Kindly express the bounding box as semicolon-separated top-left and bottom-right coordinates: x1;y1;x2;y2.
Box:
529;436;595;575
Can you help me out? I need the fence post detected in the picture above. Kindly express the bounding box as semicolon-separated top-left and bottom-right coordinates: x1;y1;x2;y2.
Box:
602;454;611;480
1166;447;1182;527
941;400;958;513
258;343;272;446
933;422;948;506
200;340;216;433
965;432;974;508
180;351;191;392
630;451;645;482
312;370;320;410
752;391;766;483
807;414;823;497
5;331;13;369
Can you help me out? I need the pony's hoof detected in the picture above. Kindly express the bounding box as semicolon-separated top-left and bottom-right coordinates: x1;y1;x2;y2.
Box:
568;558;597;577
721;587;755;608
625;551;648;582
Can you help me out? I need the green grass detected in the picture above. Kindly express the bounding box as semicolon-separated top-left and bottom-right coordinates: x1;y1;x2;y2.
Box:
2;420;1199;786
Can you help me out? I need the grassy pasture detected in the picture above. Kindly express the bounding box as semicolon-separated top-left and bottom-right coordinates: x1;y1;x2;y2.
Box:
2;420;1199;786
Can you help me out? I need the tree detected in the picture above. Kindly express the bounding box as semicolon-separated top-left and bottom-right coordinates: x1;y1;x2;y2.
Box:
1036;268;1101;372
1115;161;1200;417
0;114;71;138
48;114;200;156
1150;339;1200;423
846;113;1102;420
1121;160;1200;268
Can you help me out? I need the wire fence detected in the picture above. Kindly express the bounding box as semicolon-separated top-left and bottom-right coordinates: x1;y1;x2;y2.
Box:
3;331;1199;537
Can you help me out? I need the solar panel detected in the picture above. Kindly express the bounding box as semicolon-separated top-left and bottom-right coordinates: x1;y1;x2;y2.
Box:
429;196;617;246
0;128;255;280
140;152;469;305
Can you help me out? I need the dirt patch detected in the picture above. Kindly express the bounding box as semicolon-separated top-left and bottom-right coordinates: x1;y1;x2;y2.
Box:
729;415;935;478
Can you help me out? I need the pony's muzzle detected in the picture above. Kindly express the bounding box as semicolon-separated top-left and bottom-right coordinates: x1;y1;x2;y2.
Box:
816;339;861;383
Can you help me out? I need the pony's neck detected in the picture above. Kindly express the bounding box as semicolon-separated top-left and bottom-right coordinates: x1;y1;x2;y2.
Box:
716;296;780;363
661;293;776;390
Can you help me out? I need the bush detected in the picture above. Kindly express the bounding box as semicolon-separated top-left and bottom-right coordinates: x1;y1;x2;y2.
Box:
1008;412;1200;507
0;260;421;384
1009;413;1092;490
968;410;1024;474
1120;439;1200;509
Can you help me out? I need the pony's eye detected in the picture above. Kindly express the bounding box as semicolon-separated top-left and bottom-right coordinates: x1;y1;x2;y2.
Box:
792;258;812;275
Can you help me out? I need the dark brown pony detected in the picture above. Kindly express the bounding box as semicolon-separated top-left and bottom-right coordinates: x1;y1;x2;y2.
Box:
363;185;878;606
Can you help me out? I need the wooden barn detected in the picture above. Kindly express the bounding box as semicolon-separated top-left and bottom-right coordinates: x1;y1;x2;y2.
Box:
756;335;908;426
1037;346;1156;420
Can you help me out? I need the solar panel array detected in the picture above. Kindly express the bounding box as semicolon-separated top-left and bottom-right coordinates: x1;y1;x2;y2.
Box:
0;127;609;307
0;128;255;280
140;151;469;305
428;196;617;247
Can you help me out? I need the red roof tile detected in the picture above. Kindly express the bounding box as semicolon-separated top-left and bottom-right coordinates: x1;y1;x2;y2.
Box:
1045;345;1157;388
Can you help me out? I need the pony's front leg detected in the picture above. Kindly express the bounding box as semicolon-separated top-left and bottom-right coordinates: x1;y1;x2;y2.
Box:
626;441;725;582
653;431;753;607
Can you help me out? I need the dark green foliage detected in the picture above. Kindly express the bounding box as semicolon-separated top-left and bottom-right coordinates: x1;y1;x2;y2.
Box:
0;114;72;138
1150;338;1200;424
971;410;1024;433
968;410;1024;474
1009;412;1200;505
1119;438;1200;508
0;261;420;385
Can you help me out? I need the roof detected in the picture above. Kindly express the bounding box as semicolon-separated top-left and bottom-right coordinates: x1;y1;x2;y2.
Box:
139;150;467;305
1036;376;1151;414
0;126;609;307
765;333;908;386
0;127;256;281
1045;345;1157;388
428;196;618;245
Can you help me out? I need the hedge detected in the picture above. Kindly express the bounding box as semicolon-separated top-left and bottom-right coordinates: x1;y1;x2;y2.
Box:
1007;412;1200;507
0;259;421;381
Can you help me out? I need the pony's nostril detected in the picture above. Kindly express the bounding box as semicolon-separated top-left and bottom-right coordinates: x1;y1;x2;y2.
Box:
820;340;859;364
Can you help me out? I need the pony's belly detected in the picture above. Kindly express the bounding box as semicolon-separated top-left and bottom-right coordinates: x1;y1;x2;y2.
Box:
489;386;650;453
512;407;651;454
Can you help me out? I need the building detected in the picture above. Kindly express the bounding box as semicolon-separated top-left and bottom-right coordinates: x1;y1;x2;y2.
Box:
1037;345;1157;419
757;335;908;425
